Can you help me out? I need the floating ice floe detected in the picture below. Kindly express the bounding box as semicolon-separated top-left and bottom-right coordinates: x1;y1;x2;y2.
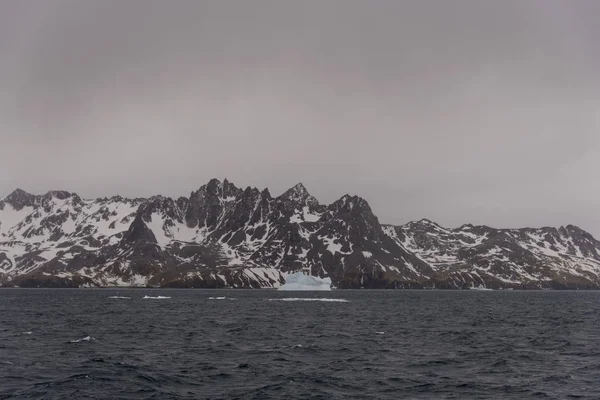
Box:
69;336;93;343
142;295;171;299
267;298;349;303
278;271;332;291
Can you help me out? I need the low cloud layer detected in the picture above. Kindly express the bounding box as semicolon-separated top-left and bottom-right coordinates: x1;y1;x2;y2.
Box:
1;1;599;234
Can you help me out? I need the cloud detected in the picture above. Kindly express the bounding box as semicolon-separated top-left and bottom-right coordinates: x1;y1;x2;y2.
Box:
1;0;599;235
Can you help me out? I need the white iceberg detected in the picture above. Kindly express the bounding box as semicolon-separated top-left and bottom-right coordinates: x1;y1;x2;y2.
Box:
469;285;493;291
278;272;332;291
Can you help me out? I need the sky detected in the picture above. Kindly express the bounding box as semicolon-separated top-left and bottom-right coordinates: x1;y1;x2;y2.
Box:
1;0;599;234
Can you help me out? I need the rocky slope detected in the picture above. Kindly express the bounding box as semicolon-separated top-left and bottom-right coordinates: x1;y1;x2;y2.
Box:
1;179;599;289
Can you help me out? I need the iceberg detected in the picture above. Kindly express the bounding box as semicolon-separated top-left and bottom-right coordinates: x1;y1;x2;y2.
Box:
469;285;493;291
278;272;332;291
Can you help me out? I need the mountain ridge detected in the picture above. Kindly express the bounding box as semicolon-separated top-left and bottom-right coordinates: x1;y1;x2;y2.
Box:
2;179;600;289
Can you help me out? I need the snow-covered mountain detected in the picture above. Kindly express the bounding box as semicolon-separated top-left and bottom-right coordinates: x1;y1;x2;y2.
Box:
1;179;599;289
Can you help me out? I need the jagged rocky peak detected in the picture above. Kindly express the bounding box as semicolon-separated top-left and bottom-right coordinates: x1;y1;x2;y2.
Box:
184;178;244;229
37;191;86;212
105;195;128;203
189;178;243;202
404;218;446;231
43;190;72;200
95;194;145;205
261;188;272;199
561;225;600;256
332;194;372;213
138;195;182;223
241;186;261;198
202;178;242;200
222;178;243;199
176;196;188;212
279;183;318;206
326;194;381;235
2;188;38;210
563;224;594;239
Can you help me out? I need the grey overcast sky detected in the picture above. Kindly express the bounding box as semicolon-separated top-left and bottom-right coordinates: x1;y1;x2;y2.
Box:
1;0;599;234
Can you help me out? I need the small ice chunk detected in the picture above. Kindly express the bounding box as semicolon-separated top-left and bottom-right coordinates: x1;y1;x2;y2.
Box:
267;298;349;303
108;296;131;299
69;336;93;343
142;295;171;299
22;331;33;335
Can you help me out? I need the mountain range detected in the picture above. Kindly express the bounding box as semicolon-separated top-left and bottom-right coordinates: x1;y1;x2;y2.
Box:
1;179;599;289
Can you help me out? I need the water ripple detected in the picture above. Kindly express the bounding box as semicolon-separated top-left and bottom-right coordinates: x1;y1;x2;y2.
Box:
1;289;599;399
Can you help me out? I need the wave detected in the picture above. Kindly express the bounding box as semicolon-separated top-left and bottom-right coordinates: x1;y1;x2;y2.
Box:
208;296;236;300
142;295;171;299
22;331;33;335
69;336;94;343
267;298;349;303
108;296;131;299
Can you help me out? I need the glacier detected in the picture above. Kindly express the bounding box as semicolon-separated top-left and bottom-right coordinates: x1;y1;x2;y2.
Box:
278;272;332;291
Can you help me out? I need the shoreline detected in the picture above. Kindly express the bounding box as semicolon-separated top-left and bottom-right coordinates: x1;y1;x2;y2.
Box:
1;286;599;291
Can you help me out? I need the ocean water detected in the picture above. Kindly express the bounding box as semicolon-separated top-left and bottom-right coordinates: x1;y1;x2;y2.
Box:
1;289;599;399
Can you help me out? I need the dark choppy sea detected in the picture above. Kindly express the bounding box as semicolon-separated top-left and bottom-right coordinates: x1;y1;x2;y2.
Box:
1;289;599;399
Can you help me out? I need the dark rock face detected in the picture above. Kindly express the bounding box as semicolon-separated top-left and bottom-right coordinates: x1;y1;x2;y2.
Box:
2;179;600;289
184;179;244;230
279;183;319;206
1;189;39;211
122;214;157;244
